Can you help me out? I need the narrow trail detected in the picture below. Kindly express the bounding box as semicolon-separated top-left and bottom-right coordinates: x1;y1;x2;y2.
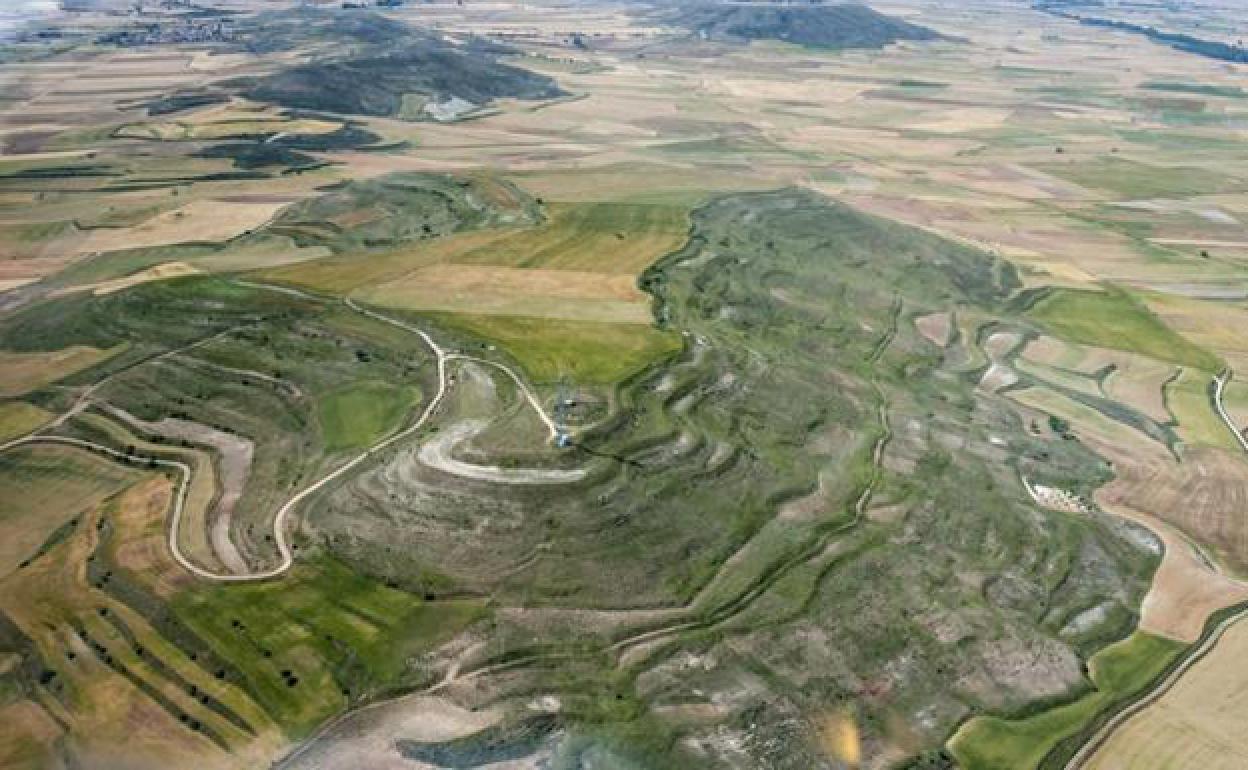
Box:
1063;370;1248;769
0;293;562;582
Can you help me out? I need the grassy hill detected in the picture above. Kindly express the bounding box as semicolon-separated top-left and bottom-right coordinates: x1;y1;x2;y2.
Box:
667;2;945;49
242;46;562;119
228;9;562;119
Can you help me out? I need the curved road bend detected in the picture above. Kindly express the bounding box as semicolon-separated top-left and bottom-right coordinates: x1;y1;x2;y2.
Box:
1;298;560;582
1065;369;1248;769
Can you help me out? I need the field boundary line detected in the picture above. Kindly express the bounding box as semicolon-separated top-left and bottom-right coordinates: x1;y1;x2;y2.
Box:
1063;369;1248;768
1064;606;1248;770
1213;369;1248;452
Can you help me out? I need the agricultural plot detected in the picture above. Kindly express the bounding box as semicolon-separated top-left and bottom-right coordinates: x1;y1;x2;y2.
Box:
1035;156;1245;199
950;632;1185;770
1165;368;1237;451
269;192;690;383
1143;291;1248;374
75;200;290;256
0;443;140;577
5;0;1248;766
425;312;680;384
1102;444;1248;578
1085;617;1248;770
358;264;653;324
446;202;690;274
1010;386;1162;453
1094;499;1248;644
0;344;125;398
0;471;484;769
1027;288;1221;372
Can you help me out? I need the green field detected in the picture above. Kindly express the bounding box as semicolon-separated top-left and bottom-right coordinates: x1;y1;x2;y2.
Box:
0;401;51;444
1029;288;1221;371
429;312;682;384
949;632;1186;770
171;557;486;737
1036;156;1243;198
448;201;691;274
1164;368;1236;450
318;381;419;451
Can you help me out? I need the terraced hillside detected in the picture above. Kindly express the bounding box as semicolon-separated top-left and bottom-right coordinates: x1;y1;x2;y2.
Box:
7;0;1248;766
298;190;1159;766
0;186;1167;768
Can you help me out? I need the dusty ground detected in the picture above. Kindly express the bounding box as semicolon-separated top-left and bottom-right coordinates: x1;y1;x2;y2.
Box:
1096;498;1248;643
914;311;953;347
418;420;585;485
280;696;502;770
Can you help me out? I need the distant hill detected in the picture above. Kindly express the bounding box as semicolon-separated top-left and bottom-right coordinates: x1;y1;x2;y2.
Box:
229;9;563;120
242;45;563;119
666;3;945;49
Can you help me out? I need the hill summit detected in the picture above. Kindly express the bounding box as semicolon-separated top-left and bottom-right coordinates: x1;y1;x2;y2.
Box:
668;2;944;49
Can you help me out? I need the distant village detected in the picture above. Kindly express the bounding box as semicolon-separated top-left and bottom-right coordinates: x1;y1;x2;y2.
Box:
81;0;409;47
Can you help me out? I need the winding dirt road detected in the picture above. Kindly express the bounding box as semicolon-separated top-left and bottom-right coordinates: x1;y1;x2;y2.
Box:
1;295;561;582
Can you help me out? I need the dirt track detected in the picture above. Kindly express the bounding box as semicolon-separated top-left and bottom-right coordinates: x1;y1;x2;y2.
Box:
418;419;585;484
0;290;565;582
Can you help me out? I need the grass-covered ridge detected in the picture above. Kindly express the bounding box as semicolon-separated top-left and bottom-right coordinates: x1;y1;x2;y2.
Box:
664;2;945;49
232;10;562;119
309;188;1156;766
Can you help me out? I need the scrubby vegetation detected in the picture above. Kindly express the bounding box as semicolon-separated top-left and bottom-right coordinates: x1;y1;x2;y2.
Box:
231;10;561;119
303;189;1157;766
192;141;320;171
266;172;539;254
144;90;231;116
665;2;945;49
243;48;561;119
1035;2;1248;63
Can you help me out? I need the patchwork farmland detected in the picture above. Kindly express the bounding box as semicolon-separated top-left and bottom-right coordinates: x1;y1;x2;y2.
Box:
2;0;1248;768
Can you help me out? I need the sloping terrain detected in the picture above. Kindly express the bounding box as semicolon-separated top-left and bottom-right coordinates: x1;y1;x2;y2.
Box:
306;190;1156;766
6;0;1248;766
666;3;945;48
231;10;562;119
241;46;563;119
